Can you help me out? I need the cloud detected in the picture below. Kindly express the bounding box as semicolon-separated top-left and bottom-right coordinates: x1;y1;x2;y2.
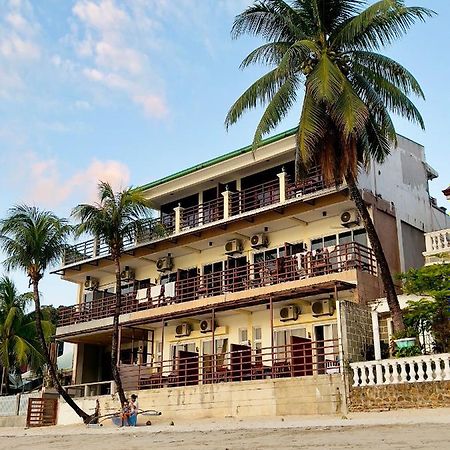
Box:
71;0;168;119
24;153;131;208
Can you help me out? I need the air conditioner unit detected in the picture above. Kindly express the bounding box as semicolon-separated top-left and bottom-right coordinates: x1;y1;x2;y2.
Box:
200;319;216;333
279;305;300;322
311;299;335;317
120;266;135;280
340;209;360;227
224;239;242;255
250;233;268;249
175;322;191;337
84;276;99;290
156;256;173;272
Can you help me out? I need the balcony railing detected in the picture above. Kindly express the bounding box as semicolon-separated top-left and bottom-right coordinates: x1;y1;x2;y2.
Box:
61;168;337;267
424;229;450;255
57;242;375;327
118;339;340;392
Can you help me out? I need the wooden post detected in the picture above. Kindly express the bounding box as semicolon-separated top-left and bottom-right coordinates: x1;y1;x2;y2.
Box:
161;319;165;372
270;296;274;376
117;325;122;367
211;308;216;374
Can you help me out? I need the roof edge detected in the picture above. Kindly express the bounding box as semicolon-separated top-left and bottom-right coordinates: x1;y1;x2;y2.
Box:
139;127;298;191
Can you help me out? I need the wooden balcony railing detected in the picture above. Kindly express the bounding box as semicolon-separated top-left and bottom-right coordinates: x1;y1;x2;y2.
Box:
57;242;375;327
118;339;340;392
61;168;339;268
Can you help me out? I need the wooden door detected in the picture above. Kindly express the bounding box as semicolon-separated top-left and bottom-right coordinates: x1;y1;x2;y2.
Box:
290;335;313;377
230;344;252;381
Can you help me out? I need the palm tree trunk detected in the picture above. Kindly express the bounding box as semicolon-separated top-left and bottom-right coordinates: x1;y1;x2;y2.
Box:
345;172;405;333
31;280;91;423
111;257;126;404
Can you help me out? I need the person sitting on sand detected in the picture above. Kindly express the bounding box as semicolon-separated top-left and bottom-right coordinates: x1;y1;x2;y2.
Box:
120;400;130;427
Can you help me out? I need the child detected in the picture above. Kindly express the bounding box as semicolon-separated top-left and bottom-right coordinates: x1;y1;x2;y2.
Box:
120;400;130;427
128;394;139;427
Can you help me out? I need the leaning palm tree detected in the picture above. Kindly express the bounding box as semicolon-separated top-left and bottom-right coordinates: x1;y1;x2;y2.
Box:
225;0;434;332
0;206;91;422
72;182;152;404
0;276;52;394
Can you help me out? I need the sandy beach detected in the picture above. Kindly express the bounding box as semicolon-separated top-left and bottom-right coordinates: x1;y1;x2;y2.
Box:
0;408;449;450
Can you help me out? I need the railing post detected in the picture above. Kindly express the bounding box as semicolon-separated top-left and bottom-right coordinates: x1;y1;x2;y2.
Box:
277;169;287;203
443;355;450;381
221;188;231;220
84;385;89;397
174;204;183;234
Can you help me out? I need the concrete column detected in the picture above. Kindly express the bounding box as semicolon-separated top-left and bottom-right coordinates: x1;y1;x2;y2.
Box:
221;190;231;220
174;204;184;234
371;309;383;384
92;237;99;257
277;169;287;203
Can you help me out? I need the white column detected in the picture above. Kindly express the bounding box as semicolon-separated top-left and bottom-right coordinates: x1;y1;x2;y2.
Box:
277;170;287;203
174;205;184;234
221;190;231;220
371;310;383;385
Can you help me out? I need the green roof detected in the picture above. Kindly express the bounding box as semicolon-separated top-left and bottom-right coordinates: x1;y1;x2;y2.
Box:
140;127;298;191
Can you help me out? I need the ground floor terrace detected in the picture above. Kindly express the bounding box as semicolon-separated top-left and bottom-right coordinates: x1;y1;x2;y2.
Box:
62;282;360;399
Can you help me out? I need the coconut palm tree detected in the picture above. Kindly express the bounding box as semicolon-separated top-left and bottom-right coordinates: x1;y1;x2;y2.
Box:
72;182;152;404
0;276;52;393
0;206;91;422
225;0;434;332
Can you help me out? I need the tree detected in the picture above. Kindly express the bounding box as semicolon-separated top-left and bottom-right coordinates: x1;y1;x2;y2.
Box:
72;182;152;405
400;264;450;353
0;276;52;393
0;206;91;422
225;0;434;332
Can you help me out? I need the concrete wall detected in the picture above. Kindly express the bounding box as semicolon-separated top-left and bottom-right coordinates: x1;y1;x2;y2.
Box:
401;220;426;270
339;301;373;364
349;381;450;412
57;374;344;425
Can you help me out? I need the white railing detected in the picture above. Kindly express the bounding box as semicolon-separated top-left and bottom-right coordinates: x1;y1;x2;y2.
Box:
351;353;450;387
424;229;450;255
63;380;116;398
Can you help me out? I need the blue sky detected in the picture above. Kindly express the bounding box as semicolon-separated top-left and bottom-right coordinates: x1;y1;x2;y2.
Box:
0;0;448;307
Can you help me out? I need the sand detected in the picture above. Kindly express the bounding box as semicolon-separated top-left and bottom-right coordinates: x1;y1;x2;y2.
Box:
0;408;449;450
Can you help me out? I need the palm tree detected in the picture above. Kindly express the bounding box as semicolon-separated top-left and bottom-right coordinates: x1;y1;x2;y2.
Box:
0;276;52;394
225;0;434;332
72;182;152;404
0;206;91;422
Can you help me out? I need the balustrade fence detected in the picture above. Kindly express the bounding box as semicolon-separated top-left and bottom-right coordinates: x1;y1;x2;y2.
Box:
350;353;450;387
58;242;375;327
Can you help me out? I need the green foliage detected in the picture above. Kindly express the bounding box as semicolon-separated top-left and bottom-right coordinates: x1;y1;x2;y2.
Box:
72;181;153;258
394;345;422;358
399;264;450;353
226;0;434;182
0;276;52;375
392;328;418;340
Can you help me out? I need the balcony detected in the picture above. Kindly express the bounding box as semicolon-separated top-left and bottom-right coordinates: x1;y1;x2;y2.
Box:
423;229;450;265
57;242;375;327
61;167;339;267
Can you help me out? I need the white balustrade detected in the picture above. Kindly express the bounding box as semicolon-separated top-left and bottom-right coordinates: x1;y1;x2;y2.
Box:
350;353;450;387
424;229;450;254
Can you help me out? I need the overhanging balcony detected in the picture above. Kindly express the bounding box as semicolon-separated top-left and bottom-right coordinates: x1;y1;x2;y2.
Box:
60;167;339;268
57;242;375;328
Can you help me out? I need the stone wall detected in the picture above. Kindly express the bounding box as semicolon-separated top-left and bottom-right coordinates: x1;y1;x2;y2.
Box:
339;301;373;363
349;381;450;411
58;375;344;425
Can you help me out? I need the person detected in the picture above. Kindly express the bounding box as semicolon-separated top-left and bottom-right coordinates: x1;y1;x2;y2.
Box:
120;400;130;427
128;394;139;427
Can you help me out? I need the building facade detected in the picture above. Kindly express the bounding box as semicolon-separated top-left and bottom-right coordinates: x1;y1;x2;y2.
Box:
53;128;448;419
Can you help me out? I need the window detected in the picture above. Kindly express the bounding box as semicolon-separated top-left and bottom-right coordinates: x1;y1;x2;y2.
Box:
121;282;135;295
239;328;248;345
274;327;307;360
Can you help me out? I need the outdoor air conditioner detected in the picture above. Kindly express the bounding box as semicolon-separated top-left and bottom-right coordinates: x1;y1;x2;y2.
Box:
279;305;300;322
120;266;135;280
156;256;173;272
175;322;191;337
200;319;216;333
250;233;268;249
340;209;360;227
311;299;335;317
224;239;243;255
84;276;99;290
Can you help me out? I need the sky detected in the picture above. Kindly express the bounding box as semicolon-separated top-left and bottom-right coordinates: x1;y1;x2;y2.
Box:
0;0;449;307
